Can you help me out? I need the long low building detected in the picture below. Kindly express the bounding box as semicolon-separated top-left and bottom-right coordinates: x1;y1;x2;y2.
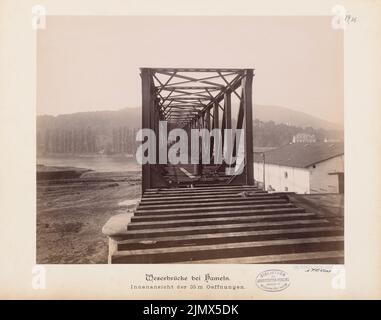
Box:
254;142;344;194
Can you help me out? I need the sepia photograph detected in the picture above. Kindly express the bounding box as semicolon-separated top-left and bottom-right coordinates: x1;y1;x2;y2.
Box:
36;16;344;265
2;0;381;303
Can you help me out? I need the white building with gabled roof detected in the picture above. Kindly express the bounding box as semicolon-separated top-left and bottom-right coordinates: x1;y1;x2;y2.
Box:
253;142;344;194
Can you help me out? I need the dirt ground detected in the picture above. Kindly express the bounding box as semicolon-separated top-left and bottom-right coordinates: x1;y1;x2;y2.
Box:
36;170;141;264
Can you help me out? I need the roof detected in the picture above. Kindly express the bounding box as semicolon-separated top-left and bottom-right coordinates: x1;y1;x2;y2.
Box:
253;142;344;168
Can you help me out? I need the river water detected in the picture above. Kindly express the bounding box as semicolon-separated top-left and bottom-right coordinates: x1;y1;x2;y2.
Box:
37;155;140;172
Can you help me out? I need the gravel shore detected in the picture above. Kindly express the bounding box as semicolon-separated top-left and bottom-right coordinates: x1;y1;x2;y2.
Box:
37;169;141;264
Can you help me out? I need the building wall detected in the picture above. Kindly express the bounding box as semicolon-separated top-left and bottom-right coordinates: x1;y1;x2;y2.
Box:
254;162;310;194
308;155;344;193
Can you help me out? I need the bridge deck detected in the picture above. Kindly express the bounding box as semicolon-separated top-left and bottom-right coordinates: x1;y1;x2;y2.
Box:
110;185;344;264
162;164;232;187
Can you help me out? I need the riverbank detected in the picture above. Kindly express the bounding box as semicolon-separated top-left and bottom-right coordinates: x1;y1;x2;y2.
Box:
37;154;140;172
37;169;141;264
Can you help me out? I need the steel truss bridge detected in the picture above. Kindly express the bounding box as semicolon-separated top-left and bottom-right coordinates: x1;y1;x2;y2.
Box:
107;68;344;264
140;68;254;191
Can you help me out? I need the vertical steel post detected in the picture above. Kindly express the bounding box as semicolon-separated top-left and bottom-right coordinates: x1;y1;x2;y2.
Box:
141;68;153;192
205;109;211;130
243;69;254;185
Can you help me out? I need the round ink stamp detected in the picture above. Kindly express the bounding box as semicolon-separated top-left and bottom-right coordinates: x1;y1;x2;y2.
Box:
256;269;290;292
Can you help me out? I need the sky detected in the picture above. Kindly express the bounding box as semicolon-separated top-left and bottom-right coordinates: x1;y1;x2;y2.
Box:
37;16;343;125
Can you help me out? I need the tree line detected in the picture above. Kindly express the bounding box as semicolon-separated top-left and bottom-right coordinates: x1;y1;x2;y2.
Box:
36;121;343;155
111;127;139;153
37;126;139;155
252;119;343;147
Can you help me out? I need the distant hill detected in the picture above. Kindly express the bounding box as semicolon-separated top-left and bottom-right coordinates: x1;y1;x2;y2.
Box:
37;105;342;131
36;105;343;155
253;105;342;131
37;108;141;132
37;108;141;156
